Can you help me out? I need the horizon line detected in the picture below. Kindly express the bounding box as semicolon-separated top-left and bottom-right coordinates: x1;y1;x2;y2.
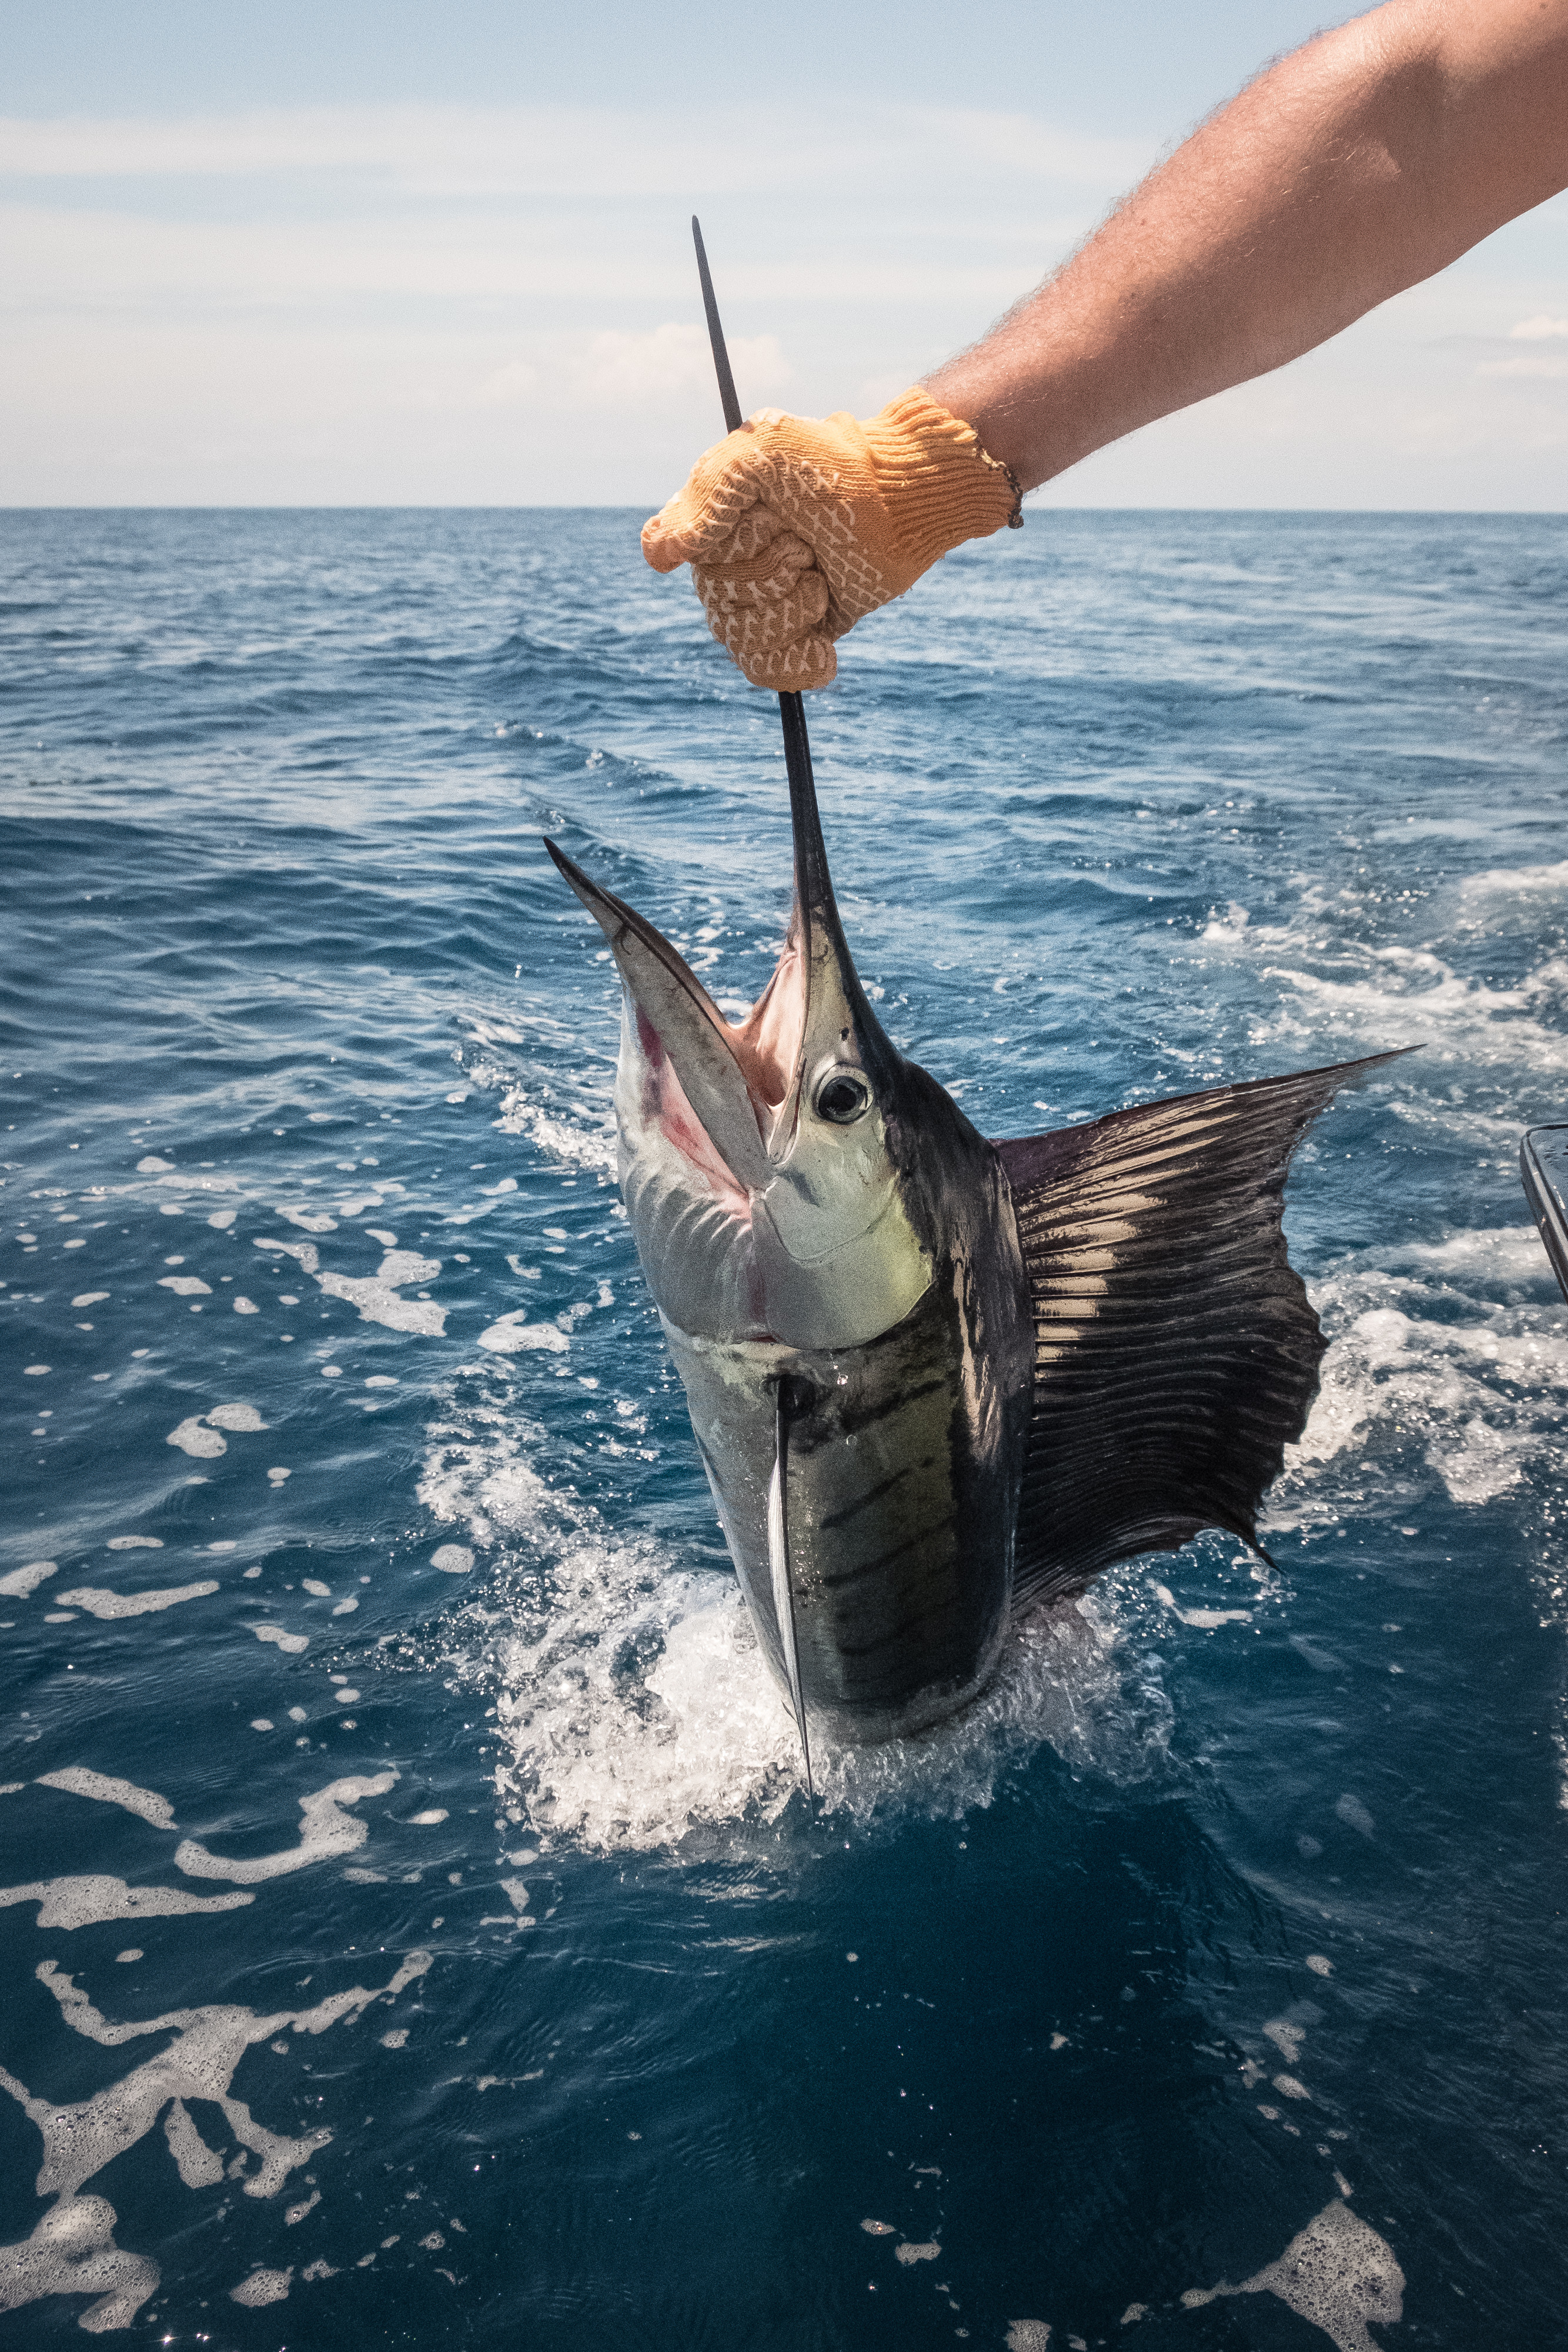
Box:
2;502;1564;518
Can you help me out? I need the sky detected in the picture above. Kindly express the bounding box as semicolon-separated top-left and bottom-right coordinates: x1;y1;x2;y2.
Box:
3;0;1566;507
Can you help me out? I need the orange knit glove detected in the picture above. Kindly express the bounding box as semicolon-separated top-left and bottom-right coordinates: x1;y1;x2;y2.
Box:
641;389;1019;689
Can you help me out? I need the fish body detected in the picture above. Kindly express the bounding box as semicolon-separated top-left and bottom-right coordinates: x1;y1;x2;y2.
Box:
547;744;1393;1755
651;1076;1030;1743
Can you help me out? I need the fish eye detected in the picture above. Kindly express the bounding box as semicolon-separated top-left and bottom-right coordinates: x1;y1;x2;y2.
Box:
814;1069;872;1125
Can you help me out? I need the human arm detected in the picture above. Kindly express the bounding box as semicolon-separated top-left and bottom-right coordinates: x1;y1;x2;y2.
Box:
928;0;1568;489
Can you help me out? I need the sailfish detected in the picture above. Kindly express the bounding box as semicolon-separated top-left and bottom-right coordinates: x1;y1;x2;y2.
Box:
543;225;1394;1785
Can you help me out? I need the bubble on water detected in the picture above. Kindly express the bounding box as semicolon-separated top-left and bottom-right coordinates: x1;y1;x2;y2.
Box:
0;1937;427;2340
234;1295;259;1312
0;2194;161;2331
1263;2020;1305;2067
478;1311;568;1355
0;1875;252;1929
232;2267;293;2305
167;1416;226;1458
158;1275;211;1297
424;1410;1172;1856
250;1623;309;1655
408;1809;448;1826
254;1235;320;1275
1263;1224;1568;1531
492;1084;614;1171
176;1770;398;1884
71;1292;109;1308
0;1561;57;1598
268;1467;292;1484
1154;1583;1252;1631
35;1768;176;1829
432;1545;473;1573
165;2097;226;2188
57;1581;220;1620
207;1401;267;1431
319;1251;444;1335
1181;2200;1403;2352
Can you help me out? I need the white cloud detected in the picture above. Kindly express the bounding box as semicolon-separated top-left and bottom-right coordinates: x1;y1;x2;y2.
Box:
0;98;1563;505
0;102;1145;201
1479;354;1568;380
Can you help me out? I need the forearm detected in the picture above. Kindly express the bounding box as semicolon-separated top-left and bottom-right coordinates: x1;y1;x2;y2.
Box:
927;0;1568;490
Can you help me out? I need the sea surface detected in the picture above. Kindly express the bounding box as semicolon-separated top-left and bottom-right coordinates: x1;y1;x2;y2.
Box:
3;507;1567;2348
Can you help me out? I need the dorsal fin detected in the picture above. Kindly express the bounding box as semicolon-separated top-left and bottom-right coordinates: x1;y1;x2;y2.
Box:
996;1052;1405;1614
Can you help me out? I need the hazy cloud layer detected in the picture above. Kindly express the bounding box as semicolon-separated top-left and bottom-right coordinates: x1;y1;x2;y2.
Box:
2;95;1564;505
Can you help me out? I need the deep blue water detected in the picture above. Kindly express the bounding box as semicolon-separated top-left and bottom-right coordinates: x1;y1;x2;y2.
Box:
3;507;1568;2349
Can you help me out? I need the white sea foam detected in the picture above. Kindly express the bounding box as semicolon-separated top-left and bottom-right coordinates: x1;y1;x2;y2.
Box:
0;1876;252;1929
477;1310;568;1354
319;1250;444;1335
232;2266;293;2304
491;1081;616;1170
207;1401;267;1431
0;1949;429;2334
250;1623;309;1655
1182;2199;1403;2352
176;1771;398;1883
58;1582;220;1621
0;2193;161;2333
424;1405;1171;1855
254;1236;320;1275
167;1416;226;1458
0;1561;57;1598
1199;870;1568;1083
1267;1225;1568;1522
35;1769;176;1829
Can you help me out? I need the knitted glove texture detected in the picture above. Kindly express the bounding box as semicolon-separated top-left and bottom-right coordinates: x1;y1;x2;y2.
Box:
641;389;1015;689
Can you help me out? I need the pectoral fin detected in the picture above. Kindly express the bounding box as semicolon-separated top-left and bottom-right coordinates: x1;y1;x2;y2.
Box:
767;1378;814;1798
997;1053;1407;1611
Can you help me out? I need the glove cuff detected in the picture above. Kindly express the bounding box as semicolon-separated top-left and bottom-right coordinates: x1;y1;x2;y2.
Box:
861;389;1021;583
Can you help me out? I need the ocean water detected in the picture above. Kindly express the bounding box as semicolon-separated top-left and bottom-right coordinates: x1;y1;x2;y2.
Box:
3;505;1567;2348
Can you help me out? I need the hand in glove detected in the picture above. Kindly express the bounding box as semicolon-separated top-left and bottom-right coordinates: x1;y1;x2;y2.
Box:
641;388;1020;689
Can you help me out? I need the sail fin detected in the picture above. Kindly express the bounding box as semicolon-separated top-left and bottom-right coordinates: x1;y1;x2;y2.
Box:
996;1053;1407;1613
